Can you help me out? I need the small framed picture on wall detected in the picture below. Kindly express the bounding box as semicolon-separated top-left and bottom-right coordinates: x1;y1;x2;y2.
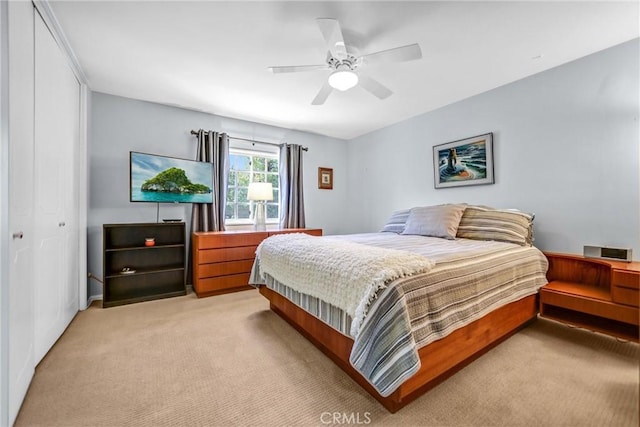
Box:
318;167;333;190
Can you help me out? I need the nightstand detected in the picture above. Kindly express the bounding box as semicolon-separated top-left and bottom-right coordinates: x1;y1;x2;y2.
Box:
540;252;639;342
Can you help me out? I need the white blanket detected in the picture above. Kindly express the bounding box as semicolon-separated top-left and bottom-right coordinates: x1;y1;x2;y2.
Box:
256;233;435;336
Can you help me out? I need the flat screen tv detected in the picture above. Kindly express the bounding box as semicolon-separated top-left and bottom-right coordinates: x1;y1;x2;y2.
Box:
130;151;214;203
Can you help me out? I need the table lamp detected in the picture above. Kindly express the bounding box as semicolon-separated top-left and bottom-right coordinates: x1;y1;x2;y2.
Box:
247;182;273;231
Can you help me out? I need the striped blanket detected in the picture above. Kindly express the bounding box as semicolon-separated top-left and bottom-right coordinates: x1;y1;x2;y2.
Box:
250;233;548;397
256;233;435;336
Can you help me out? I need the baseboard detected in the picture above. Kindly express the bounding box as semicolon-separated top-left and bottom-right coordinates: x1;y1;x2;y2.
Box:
84;294;103;310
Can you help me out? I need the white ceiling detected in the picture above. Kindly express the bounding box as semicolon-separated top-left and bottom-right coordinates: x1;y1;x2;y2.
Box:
49;1;639;140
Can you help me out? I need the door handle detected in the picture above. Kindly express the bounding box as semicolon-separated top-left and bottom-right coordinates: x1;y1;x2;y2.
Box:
12;231;24;239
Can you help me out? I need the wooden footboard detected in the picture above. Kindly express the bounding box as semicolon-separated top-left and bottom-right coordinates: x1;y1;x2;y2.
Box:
259;286;538;413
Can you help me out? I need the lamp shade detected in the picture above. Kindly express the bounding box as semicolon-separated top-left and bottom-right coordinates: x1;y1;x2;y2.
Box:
247;182;273;201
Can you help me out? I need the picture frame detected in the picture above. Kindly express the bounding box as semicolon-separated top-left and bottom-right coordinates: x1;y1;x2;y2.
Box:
318;167;333;190
433;132;494;189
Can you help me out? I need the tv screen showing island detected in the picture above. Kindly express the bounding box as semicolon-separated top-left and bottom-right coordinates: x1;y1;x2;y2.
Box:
130;151;214;203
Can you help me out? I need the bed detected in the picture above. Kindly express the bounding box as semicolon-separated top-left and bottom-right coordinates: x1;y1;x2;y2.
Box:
250;204;548;412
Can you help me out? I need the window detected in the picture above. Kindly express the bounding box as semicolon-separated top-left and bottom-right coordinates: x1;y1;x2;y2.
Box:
226;149;279;224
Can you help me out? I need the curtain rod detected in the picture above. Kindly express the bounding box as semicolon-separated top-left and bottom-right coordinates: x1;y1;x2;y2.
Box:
190;130;308;152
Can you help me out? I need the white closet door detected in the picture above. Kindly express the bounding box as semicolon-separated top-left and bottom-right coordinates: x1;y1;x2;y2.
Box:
33;11;80;364
7;1;35;423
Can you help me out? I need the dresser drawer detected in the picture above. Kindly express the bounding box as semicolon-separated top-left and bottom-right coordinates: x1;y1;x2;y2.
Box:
198;260;255;278
612;270;639;289
198;246;257;264
195;232;268;249
612;285;639;307
196;273;252;293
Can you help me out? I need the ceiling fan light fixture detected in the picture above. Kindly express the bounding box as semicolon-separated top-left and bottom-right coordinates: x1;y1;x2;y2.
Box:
328;69;358;91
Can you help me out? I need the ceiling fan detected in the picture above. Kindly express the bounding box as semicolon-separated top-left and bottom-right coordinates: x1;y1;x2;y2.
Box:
268;18;422;105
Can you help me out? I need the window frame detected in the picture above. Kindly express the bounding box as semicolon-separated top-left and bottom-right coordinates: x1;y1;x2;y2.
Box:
226;147;280;226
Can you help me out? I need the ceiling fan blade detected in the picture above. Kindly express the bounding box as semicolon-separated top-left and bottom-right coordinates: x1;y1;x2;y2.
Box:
311;81;333;105
268;65;328;74
361;43;422;66
358;74;393;100
316;18;347;59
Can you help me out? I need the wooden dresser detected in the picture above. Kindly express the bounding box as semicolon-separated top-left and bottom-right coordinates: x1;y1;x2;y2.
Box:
540;252;639;342
192;228;322;298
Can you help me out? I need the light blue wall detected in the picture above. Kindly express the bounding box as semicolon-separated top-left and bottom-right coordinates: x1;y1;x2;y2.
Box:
89;39;640;299
347;39;640;258
88;93;349;297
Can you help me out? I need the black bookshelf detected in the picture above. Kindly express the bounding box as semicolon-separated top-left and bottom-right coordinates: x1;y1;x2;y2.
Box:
103;222;186;307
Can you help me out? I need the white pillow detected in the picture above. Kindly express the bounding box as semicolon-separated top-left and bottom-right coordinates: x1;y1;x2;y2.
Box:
401;204;467;239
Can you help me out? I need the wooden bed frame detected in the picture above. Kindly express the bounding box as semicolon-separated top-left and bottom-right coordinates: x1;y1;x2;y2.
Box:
259;286;538;413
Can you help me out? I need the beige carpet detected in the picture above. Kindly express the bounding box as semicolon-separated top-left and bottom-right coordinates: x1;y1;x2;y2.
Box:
15;290;639;427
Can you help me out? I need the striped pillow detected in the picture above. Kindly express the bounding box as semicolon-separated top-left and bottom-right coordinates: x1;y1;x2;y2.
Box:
456;205;534;246
401;204;467;239
380;209;411;233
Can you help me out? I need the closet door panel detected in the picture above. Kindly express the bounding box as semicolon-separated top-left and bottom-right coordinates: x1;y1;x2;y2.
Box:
33;11;80;364
34;237;63;348
58;39;80;316
64;229;79;312
7;1;35;423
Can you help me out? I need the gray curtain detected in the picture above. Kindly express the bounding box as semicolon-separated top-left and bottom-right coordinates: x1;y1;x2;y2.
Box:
279;143;306;228
191;130;229;233
188;130;228;285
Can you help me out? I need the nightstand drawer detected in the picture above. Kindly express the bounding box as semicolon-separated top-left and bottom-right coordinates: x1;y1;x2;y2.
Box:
612;270;639;289
540;287;638;325
612;285;639;307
